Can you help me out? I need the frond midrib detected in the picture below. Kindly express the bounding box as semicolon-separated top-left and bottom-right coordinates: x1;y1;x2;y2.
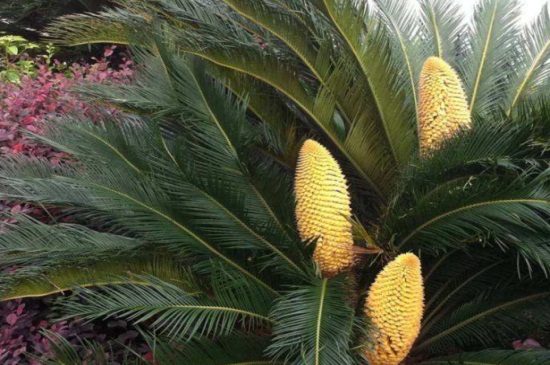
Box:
429;5;443;58
137;304;274;324
508;39;550;113
315;278;329;365
469;1;499;114
383;10;419;117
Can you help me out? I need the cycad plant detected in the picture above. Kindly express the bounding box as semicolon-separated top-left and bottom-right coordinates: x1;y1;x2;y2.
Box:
2;0;550;364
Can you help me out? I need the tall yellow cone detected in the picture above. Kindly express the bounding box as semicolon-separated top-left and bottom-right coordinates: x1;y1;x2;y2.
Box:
364;253;424;365
294;139;354;277
418;57;471;156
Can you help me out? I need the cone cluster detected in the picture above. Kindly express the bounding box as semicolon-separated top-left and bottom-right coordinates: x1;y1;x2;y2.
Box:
364;253;424;365
418;56;471;155
291;57;450;363
294;139;354;277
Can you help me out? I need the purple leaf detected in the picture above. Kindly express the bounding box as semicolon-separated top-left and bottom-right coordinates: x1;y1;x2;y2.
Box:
6;314;17;326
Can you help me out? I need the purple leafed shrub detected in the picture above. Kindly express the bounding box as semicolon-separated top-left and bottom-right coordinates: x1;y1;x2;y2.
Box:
0;298;149;364
0;46;143;364
0;46;132;159
0;298;95;365
0;46;133;225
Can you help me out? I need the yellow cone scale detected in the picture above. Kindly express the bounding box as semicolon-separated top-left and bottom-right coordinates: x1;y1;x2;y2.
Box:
364;253;424;365
418;57;471;156
294;139;354;277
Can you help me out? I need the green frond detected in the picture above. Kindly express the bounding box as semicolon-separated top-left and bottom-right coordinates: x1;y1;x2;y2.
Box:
1;256;193;301
267;277;355;365
419;0;465;62
374;0;426;124
169;22;392;199
2;118;288;295
414;283;550;354
0;218;142;273
46;8;153;46
317;0;417;168
59;272;273;341
463;0;522;116
34;330;147;365
418;349;550;365
143;332;273;365
387;165;550;274
505;4;550;114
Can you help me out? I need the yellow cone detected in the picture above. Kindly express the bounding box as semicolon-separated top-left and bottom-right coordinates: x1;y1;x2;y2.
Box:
364;253;424;365
418;57;471;156
294;139;354;277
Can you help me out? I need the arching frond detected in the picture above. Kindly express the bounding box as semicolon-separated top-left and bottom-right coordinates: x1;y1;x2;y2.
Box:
267;277;355;365
505;4;550;114
0;218;142;273
59;272;273;341
316;0;417;169
46;8;153;46
1;256;193;301
462;0;522;116
395;170;550;256
143;332;273;365
1;117;294;295
419;0;465;62
418;349;550;365
374;0;426;126
414;283;550;354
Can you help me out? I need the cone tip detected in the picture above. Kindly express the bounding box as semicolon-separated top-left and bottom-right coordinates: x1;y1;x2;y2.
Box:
422;56;452;73
300;139;329;155
302;139;322;149
394;253;421;269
